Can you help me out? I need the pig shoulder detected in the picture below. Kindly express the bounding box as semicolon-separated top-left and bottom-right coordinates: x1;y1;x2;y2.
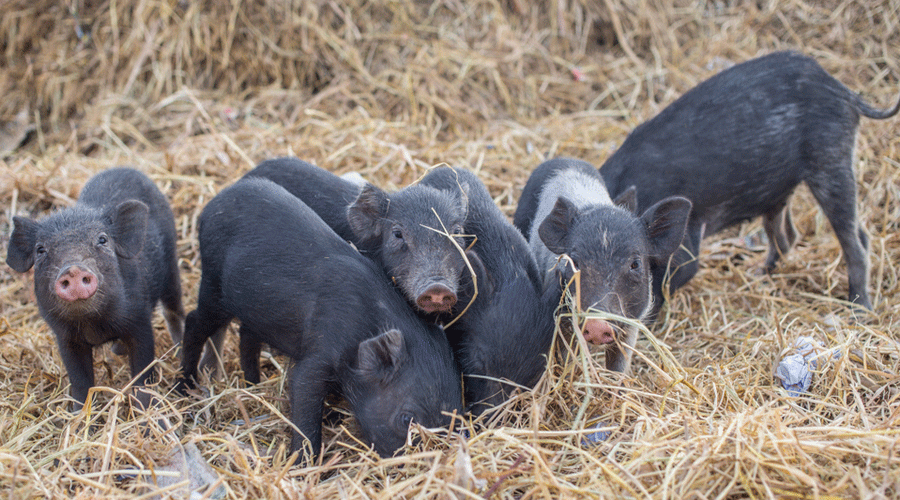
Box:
242;157;362;242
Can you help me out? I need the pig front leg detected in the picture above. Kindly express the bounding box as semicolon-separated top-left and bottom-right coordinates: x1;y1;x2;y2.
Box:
178;306;231;391
55;336;95;409
288;358;331;463
649;221;702;320
123;319;159;410
197;329;228;381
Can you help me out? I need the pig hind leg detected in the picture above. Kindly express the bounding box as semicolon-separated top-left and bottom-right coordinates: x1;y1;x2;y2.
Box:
763;199;797;272
804;163;872;310
237;324;263;384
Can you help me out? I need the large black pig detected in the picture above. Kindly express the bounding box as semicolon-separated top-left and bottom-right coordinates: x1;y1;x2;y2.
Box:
514;158;691;373
177;178;462;460
600;51;900;313
6;167;184;408
243;157;469;315
419;166;558;414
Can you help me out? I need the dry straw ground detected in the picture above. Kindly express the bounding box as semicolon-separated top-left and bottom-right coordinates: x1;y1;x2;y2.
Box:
1;0;899;498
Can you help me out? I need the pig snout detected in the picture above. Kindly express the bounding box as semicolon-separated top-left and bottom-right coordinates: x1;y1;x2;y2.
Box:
583;319;616;345
55;265;99;302
415;283;458;313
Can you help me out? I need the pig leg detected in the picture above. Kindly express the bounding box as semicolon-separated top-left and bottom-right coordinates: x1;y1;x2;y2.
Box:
238;325;263;385
56;337;95;409
179;307;232;388
805;170;872;310
605;324;638;373
126;320;159;410
649;221;701;319
288;358;330;463
160;261;225;380
197;330;227;382
667;222;702;291
160;270;186;345
162;307;185;346
763;200;795;272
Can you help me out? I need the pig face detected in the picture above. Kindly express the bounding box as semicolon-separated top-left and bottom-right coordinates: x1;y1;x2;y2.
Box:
539;196;691;364
348;183;469;315
350;328;462;457
7;201;149;321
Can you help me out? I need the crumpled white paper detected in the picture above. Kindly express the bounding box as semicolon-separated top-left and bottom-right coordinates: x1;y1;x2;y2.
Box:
774;336;841;397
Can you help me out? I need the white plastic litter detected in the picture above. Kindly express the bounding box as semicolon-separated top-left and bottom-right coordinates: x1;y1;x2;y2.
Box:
774;336;841;397
581;421;613;446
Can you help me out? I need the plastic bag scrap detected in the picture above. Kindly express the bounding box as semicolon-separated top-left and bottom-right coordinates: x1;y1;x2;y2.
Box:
774;336;841;397
581;421;613;446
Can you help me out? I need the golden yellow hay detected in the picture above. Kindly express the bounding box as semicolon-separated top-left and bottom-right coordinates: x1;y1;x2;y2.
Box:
1;0;899;498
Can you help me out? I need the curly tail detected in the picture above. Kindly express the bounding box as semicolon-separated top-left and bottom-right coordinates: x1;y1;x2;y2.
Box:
855;89;900;120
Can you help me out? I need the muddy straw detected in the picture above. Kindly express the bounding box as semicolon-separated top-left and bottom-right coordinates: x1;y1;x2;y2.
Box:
2;0;900;498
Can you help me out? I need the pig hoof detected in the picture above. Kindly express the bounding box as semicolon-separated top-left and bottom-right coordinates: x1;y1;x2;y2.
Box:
173;377;198;396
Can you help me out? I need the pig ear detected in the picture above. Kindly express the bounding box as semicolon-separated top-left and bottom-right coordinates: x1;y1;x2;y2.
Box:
357;328;406;382
109;200;149;259
538;197;577;255
613;186;638;215
641;196;692;261
348;183;389;244
6;216;39;272
464;249;494;298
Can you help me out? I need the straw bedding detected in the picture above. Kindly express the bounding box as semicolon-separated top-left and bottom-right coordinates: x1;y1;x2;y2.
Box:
1;0;898;498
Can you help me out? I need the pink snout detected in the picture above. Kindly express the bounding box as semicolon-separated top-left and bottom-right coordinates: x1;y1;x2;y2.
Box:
55;265;98;302
583;319;616;345
415;284;457;313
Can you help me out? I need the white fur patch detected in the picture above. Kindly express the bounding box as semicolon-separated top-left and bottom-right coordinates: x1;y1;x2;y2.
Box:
530;167;614;272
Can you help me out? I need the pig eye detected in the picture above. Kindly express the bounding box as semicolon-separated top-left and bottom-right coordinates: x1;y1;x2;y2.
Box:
35;245;47;255
97;234;109;245
630;259;641;271
392;228;403;240
398;412;414;429
452;225;463;235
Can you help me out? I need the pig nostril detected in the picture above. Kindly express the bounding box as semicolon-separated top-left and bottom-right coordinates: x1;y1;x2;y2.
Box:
82;276;91;285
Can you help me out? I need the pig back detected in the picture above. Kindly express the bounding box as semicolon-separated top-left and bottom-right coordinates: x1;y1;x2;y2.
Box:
599;51;837;215
242;157;362;242
199;178;431;364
